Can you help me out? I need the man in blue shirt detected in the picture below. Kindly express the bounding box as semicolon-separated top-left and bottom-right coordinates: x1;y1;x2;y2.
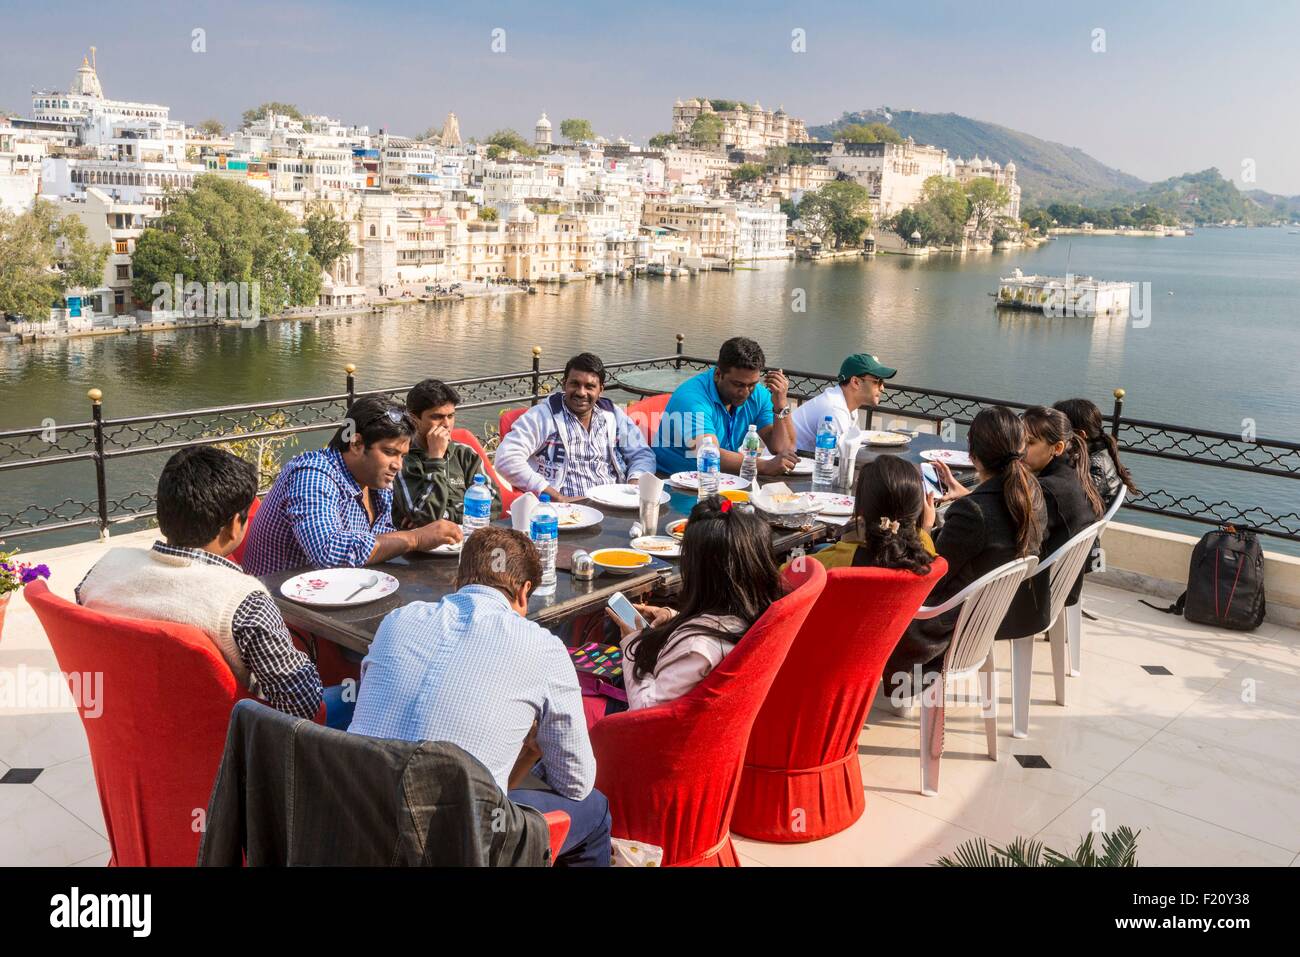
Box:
654;336;801;475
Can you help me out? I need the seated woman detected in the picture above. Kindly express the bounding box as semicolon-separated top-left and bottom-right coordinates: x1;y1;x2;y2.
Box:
1023;406;1104;555
886;406;1047;699
1052;398;1139;508
605;498;784;711
801;456;937;574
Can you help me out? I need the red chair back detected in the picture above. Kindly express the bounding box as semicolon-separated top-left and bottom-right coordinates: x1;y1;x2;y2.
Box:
589;561;826;866
450;427;520;511
733;558;947;842
625;393;671;445
498;407;528;441
229;494;261;569
24;580;244;866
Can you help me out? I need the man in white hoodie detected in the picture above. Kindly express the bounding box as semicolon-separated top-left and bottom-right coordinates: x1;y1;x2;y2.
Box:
495;353;657;503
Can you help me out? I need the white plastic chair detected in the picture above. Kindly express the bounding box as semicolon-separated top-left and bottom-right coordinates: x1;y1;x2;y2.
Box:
1067;485;1127;677
1010;519;1107;737
904;555;1039;796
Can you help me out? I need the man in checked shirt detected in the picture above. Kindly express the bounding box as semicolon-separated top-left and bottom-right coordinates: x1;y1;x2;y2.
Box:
77;447;333;722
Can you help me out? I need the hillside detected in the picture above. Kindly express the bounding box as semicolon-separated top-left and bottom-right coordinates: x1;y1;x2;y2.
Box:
1135;169;1274;225
807;108;1147;207
1246;189;1300;222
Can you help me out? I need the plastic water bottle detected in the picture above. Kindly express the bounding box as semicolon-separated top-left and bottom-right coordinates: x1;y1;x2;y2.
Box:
696;434;721;502
739;424;761;485
463;474;492;534
813;416;838;493
530;494;559;589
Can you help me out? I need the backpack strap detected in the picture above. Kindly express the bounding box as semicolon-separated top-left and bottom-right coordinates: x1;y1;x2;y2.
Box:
1140;592;1186;616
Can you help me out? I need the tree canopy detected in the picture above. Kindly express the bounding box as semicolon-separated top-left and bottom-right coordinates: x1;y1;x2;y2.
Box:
648;132;677;149
798;181;873;248
130;176;321;315
304;204;353;273
484;129;537;159
834;122;903;145
729;163;765;187
0;200;109;320
240;102;303;128
966;177;1012;236
559;118;595;143
196;118;225;137
690;114;724;149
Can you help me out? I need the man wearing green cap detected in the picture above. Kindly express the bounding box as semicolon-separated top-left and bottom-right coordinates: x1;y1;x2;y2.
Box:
792;353;897;450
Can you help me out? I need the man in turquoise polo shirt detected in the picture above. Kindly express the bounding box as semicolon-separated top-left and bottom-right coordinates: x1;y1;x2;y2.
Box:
654;337;801;475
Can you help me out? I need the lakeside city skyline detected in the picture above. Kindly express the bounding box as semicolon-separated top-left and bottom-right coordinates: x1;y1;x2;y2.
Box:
2;0;1298;194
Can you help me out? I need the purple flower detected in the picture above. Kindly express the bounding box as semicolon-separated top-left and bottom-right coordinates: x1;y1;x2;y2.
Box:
19;564;49;584
34;564;50;578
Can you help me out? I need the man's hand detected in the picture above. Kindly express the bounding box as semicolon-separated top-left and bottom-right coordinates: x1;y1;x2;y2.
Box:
757;449;801;476
410;520;463;551
426;424;452;460
508;721;542;791
764;369;790;407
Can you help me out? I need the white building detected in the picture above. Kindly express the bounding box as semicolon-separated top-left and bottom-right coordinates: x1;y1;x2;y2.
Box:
735;201;790;261
948;155;1021;223
822;138;949;220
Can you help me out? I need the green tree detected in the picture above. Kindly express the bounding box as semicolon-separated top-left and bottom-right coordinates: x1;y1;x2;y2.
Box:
834;122;903;145
648;132;677;148
559;118;595;143
890;207;939;246
729;163;765;187
779;198;799;221
765;145;813;168
130;176;321;315
966;177;1012;236
798;181;873;248
0;200;109;320
484;129;537;158
240;101;303;128
304;204;352;272
415;126;442;143
920;176;970;241
477;206;498;222
690;113;724;149
197;118;225;137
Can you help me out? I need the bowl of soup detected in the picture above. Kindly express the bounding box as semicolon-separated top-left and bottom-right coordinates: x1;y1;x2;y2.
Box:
589;548;654;575
719;489;751;504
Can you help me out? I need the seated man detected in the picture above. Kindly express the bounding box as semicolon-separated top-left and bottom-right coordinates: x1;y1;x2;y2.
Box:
349;526;611;867
242;396;461;577
791;352;896;450
76;446;325;721
654;336;800;476
494;352;656;503
393;378;501;527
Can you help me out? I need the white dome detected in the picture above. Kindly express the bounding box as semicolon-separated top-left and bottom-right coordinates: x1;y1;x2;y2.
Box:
535;112;552;129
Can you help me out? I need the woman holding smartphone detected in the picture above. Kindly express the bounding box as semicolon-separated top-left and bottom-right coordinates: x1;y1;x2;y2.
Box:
605;497;785;711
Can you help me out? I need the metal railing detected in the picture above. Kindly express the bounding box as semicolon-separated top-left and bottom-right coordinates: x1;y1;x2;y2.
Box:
2;335;1297;545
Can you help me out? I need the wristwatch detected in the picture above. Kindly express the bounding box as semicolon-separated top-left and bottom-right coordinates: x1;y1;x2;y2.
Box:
775;405;792;420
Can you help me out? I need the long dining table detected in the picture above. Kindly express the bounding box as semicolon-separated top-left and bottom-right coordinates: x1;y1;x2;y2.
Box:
261;431;972;655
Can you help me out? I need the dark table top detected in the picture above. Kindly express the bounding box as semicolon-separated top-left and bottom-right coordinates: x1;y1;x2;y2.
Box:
263;431;974;654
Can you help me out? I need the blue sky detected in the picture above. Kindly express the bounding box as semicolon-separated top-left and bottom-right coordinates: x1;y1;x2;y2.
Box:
3;0;1298;194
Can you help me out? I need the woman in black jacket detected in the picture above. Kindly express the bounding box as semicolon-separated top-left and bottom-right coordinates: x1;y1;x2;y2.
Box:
882;407;1046;702
1052;398;1139;508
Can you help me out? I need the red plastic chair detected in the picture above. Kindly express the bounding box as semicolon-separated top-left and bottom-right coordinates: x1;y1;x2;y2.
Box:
625;393;672;445
451;426;521;511
498;406;528;441
589;561;826;866
543;811;570;863
229;494;261;569
24;580;246;866
732;558;947;842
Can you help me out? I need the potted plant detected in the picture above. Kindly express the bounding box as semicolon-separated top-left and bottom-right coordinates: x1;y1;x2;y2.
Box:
0;546;51;643
935;826;1140;867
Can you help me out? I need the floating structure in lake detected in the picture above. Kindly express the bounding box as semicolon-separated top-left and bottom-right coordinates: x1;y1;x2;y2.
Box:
996;268;1132;317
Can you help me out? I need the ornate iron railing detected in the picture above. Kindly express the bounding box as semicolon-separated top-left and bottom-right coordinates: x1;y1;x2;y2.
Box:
2;337;1297;545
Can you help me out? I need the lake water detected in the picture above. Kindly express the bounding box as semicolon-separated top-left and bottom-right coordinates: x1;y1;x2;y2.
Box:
3;227;1297;552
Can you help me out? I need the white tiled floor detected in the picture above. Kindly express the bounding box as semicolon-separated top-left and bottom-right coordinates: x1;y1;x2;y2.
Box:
1;534;1297;867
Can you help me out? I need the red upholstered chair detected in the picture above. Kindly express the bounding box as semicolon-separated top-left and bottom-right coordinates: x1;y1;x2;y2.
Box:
498;406;528;441
229;494;261;569
24;580;246;866
543;811;570;863
732;558;948;842
625;393;672;445
451;426;521;511
589;561;826;867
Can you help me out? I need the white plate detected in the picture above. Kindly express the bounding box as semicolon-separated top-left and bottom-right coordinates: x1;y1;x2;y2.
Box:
589;547;655;575
631;535;681;558
921;449;974;468
280;568;400;607
809;492;855;516
761;456;815;475
555;503;604;531
424;540;463;556
668;471;750;492
584;484;671;510
862;430;910;447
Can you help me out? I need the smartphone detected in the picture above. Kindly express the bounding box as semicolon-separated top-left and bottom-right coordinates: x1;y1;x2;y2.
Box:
608;591;648;631
920;463;945;499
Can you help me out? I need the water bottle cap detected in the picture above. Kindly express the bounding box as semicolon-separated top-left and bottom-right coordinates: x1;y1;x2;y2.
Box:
473;474;485;484
539;493;550;502
824;416;833;422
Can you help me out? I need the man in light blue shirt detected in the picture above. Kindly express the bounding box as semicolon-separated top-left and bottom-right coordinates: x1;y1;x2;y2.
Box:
349;525;610;867
654;336;801;475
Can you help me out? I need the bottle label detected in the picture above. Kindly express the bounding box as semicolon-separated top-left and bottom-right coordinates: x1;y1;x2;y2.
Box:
465;496;492;520
700;450;720;473
531;519;558;541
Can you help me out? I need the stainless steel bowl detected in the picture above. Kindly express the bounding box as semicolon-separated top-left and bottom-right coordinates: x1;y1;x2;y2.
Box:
752;501;821;529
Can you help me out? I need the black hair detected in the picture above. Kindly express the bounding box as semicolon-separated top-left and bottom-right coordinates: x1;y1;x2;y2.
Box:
1022;405;1104;517
968;406;1045;558
328;396;416;451
406;379;461;417
564;352;607;386
625;497;784;682
851;457;936;575
1053;398;1138;494
156;445;258;548
717;336;765;373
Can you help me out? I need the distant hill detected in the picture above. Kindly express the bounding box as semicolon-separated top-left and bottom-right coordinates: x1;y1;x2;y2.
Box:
1246;189;1300;222
807;108;1148;207
1134;169;1276;225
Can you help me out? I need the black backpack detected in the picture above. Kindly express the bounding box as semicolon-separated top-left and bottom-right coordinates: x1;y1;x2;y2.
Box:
1142;525;1266;631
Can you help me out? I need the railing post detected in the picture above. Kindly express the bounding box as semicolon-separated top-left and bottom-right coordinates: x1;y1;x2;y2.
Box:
88;388;109;541
1111;387;1125;439
531;346;542;405
675;333;684;369
345;363;356;407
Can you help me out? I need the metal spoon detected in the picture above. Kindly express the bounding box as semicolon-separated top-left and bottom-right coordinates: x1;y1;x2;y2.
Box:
344;572;380;602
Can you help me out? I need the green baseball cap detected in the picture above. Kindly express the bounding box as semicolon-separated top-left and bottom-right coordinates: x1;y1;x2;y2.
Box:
839;353;897;382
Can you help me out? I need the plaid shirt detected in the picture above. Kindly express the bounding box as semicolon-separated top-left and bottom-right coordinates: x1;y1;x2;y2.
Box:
348;585;596;799
242;446;396;577
75;542;322;719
